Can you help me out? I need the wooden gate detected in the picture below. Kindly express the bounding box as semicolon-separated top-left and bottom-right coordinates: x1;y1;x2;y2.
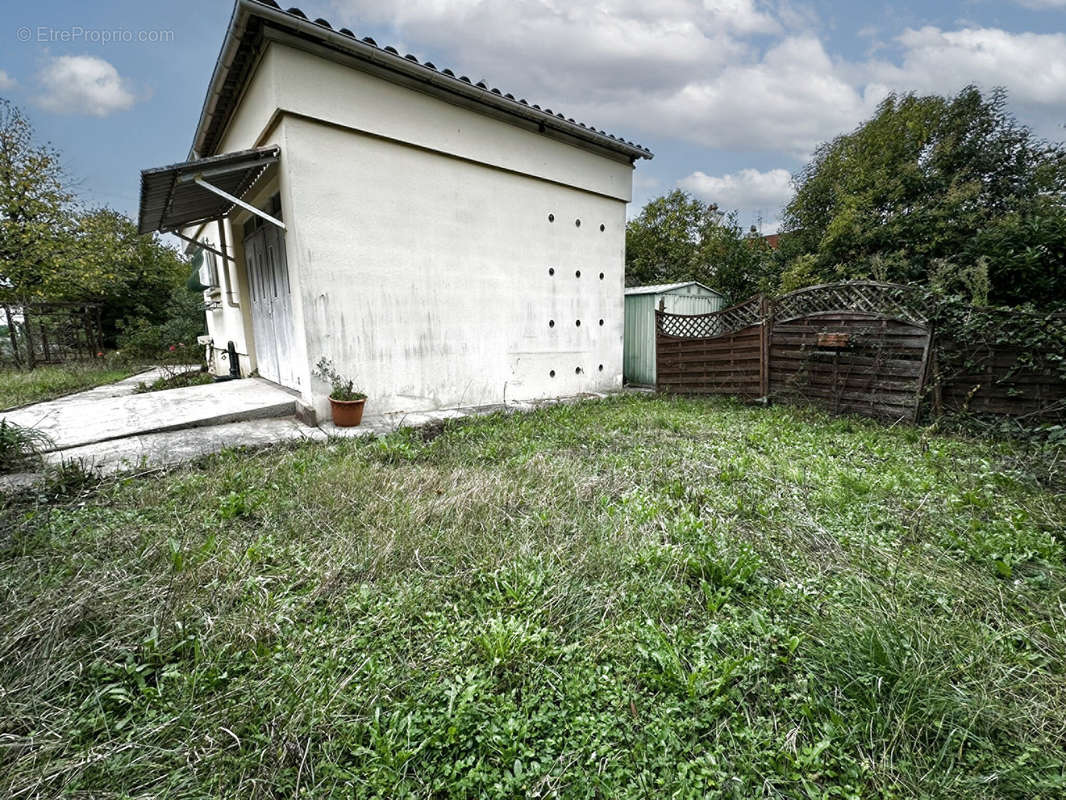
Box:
656;282;932;422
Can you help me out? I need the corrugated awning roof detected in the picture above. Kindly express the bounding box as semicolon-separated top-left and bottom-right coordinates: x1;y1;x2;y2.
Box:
625;281;722;296
137;146;279;235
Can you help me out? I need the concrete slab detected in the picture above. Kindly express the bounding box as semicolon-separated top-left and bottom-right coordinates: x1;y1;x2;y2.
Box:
45;417;326;476
0;386;626;491
1;377;296;451
67;365;202;401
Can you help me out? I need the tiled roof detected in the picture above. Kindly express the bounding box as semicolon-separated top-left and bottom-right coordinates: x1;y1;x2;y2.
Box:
193;0;653;162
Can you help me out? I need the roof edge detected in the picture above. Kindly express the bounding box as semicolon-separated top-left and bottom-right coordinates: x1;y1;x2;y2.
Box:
192;0;653;163
625;281;723;296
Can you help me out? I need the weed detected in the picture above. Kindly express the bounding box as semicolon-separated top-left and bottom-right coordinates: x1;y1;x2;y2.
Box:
134;369;214;394
0;419;52;473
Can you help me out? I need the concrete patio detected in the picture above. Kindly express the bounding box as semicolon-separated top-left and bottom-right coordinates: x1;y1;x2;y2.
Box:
3;373;298;452
0;370;615;485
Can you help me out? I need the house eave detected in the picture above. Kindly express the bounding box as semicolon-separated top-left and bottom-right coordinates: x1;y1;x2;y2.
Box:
191;0;654;164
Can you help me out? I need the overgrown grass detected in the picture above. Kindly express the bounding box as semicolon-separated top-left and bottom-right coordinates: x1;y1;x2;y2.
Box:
1;394;1064;798
0;362;140;410
0;419;53;473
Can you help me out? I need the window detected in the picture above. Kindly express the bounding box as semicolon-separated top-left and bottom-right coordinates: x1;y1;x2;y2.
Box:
194;245;220;289
203;249;220;289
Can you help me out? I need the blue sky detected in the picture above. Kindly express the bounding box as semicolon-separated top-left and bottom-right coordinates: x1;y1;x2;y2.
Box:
2;0;1064;232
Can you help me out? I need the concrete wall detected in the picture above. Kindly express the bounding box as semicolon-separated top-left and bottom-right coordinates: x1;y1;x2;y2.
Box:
267;41;633;203
195;40;636;418
284;116;627;418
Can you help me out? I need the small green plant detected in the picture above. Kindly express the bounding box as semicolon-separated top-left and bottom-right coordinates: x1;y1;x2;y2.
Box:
134;369;214;394
0;419;52;473
313;357;366;401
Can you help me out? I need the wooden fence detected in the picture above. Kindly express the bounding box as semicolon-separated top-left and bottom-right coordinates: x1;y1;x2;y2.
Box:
655;282;1066;423
657;283;932;421
934;342;1066;419
1;302;105;368
656;296;766;398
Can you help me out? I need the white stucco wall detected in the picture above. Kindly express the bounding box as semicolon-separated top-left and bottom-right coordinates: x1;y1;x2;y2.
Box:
196;39;637;418
282;116;627;418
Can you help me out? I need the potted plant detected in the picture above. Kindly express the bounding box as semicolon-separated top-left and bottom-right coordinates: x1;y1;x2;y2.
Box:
314;357;367;427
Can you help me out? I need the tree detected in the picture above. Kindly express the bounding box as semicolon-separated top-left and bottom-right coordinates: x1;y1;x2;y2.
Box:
625;189;776;303
0;99;72;365
66;208;191;346
625;190;717;287
780;86;1066;307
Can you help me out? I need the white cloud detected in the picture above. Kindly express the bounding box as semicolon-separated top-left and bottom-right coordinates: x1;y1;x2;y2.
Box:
36;55;138;117
679;167;791;229
634;36;875;154
1013;0;1066;8
330;2;1066;157
680;167;792;208
0;70;16;90
868;27;1066;107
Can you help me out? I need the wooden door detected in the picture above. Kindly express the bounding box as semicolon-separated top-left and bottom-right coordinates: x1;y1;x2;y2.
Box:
245;225;296;389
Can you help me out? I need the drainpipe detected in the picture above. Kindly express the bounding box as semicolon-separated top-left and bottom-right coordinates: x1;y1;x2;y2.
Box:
217;217;240;309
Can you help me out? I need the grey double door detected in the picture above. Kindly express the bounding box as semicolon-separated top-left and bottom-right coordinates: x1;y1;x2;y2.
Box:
244;224;296;389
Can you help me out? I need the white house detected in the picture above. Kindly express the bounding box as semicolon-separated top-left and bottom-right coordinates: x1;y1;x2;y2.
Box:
138;0;653;422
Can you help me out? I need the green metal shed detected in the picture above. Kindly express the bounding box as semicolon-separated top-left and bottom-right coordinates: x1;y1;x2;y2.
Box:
624;282;725;385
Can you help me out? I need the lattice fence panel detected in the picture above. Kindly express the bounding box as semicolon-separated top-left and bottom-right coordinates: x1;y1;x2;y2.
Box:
772;282;927;326
657;295;763;339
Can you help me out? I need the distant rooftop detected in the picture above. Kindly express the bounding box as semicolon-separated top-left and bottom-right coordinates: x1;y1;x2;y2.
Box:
625;281;722;296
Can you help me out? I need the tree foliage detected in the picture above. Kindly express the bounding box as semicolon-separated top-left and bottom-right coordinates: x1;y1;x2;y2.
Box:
0;99;71;305
780;86;1066;308
625;189;776;303
71;208;192;346
0;99;195;354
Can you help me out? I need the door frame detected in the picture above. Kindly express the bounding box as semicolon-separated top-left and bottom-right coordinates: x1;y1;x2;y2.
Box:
241;192;298;390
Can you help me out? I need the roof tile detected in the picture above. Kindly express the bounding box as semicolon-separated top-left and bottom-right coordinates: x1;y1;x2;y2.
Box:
210;1;653;159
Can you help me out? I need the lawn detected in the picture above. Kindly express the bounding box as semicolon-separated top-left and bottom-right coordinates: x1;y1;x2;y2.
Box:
0;362;143;410
1;394;1064;798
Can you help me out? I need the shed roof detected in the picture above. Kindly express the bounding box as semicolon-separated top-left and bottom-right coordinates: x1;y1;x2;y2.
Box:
138;146;278;235
624;281;723;297
192;0;653;163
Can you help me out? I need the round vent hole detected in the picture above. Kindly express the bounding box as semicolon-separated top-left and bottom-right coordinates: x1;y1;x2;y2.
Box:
599;224;605;232
549;369;556;378
549;319;555;328
548;213;555;222
575;219;581;227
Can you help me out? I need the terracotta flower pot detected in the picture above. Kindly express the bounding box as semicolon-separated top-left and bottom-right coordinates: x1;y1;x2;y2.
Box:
329;396;366;427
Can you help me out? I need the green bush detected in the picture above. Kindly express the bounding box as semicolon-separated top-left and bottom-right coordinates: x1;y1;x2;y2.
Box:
116;287;205;362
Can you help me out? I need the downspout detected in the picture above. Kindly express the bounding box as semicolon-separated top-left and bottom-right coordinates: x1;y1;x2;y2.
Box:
217;217;240;308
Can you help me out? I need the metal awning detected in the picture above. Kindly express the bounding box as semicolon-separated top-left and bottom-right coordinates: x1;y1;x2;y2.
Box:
137;145;280;235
